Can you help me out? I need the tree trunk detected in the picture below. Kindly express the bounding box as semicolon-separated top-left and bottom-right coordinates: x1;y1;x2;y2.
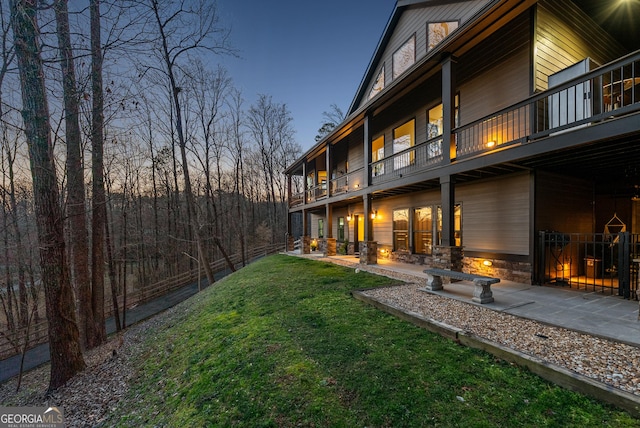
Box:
54;0;93;349
10;0;85;390
89;0;107;348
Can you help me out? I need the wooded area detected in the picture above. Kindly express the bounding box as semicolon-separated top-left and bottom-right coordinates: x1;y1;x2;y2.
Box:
1;0;301;390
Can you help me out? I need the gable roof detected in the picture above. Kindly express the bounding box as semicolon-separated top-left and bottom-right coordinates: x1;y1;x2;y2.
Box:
348;0;479;115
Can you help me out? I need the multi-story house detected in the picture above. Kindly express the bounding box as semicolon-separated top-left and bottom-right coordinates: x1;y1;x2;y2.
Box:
284;0;640;298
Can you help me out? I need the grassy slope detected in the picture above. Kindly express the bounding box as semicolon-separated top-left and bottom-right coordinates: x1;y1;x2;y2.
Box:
102;255;638;427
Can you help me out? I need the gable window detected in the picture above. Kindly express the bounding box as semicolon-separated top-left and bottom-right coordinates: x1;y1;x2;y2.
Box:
413;207;433;255
427;21;459;51
372;135;385;176
318;219;324;238
393;209;409;251
393;119;415;169
392;34;415;79
337;217;345;241
368;66;385;100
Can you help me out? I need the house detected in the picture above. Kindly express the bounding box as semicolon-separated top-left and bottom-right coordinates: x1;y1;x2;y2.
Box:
284;0;640;297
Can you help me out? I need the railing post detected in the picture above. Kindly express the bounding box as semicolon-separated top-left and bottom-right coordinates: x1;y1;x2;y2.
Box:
619;232;631;298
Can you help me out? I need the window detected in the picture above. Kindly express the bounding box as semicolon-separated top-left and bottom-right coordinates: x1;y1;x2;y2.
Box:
427;96;459;158
368;66;385;100
437;204;462;246
338;217;345;241
372;135;385;176
413;207;433;255
393;35;415;79
427;21;459;51
393;119;415;169
393;209;409;251
318;219;324;238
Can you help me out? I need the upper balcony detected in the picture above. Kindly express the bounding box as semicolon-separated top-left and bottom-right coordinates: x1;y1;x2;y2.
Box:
289;51;640;209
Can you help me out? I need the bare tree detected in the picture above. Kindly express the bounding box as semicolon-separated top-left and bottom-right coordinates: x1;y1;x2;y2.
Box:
87;0;110;348
315;103;345;142
54;0;93;349
143;0;233;285
10;0;85;390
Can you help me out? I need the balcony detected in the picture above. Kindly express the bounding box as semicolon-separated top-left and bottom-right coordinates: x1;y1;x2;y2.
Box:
288;51;640;207
372;50;640;185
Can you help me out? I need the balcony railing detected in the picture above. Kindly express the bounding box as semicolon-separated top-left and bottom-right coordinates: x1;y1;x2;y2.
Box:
371;138;443;185
457;50;640;159
329;167;364;195
290;192;304;207
289;51;640;205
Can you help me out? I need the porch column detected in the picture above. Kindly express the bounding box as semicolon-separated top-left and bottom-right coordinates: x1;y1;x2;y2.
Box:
361;193;377;264
302;209;310;254
302;162;307;204
325;203;336;256
441;55;457;163
363;113;371;187
326;142;332;197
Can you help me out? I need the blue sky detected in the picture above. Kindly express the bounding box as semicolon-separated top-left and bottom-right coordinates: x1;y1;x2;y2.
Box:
218;1;395;151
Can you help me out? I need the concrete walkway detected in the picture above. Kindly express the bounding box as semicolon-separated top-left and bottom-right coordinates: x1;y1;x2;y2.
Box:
307;253;640;347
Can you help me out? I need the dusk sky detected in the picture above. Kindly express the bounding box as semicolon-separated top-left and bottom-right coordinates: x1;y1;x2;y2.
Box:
218;1;395;152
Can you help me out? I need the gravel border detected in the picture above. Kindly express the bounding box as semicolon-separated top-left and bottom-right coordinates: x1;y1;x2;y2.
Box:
321;257;640;397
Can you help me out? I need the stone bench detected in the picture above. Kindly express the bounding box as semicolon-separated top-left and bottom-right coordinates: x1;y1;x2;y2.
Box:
423;268;500;304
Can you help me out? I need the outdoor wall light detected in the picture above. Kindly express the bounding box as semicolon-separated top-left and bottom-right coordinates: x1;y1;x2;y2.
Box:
347;213;352;222
483;260;493;267
486;141;496;148
354;183;360;189
371;210;377;220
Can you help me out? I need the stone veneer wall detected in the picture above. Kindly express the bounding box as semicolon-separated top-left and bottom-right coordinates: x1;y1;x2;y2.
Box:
424;246;464;284
390;249;427;265
359;241;378;265
325;238;337;256
463;257;532;284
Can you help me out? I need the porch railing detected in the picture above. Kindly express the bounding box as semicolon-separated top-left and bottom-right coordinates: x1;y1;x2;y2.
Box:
456;50;640;159
537;231;639;299
370;137;444;185
290;51;640;204
329;167;365;195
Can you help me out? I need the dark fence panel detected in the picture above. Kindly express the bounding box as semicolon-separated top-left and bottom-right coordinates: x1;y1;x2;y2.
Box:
538;231;639;299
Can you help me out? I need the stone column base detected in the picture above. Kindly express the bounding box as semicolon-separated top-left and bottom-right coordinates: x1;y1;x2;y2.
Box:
359;241;378;265
286;235;295;252
302;236;311;254
325;238;337;256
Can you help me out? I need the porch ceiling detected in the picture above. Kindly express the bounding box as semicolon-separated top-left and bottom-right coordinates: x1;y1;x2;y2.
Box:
515;128;640;192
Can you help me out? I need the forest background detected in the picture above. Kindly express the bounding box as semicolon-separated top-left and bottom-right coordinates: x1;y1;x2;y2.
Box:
1;0;322;390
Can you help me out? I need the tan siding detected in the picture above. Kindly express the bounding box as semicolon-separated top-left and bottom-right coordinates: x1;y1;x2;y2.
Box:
535;0;627;91
458;173;530;255
457;12;531;124
346;128;364;171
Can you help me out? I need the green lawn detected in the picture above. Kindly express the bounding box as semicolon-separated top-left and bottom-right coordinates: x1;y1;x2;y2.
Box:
102;254;639;427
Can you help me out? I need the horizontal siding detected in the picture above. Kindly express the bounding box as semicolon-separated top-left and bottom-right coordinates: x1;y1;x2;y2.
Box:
346;128;364;171
535;0;627;91
457;11;531;124
359;0;491;110
457;173;530;254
